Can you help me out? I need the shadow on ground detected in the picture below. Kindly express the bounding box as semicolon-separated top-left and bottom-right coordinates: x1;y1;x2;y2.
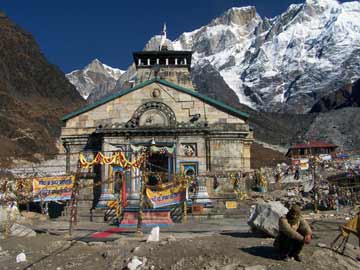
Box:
221;231;267;238
241;246;280;260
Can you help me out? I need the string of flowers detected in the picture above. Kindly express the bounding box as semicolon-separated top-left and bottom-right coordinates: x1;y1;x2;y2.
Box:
79;151;146;169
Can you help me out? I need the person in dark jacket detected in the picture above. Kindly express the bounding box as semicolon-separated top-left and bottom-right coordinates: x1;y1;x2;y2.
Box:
274;205;312;262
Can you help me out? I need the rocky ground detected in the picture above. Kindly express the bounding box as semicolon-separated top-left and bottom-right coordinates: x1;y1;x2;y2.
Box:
1;207;359;270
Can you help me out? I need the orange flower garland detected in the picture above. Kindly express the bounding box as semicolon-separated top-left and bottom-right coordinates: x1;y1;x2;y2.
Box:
79;152;145;170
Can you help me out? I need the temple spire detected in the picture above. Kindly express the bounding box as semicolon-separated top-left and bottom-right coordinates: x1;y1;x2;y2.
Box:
159;23;167;51
163;23;167;40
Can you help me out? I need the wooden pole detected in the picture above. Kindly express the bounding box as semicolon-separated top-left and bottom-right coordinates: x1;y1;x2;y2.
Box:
135;175;145;236
69;165;81;236
69;186;74;235
183;200;187;224
312;158;318;213
173;148;176;180
136;157;146;237
183;179;188;224
117;172;123;224
122;172;127;208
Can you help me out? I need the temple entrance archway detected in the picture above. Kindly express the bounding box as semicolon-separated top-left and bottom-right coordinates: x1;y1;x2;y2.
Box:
147;152;174;185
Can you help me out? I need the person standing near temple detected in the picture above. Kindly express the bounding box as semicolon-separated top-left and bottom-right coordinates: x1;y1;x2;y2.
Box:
335;193;340;214
275;164;282;183
294;165;300;180
274;205;312;262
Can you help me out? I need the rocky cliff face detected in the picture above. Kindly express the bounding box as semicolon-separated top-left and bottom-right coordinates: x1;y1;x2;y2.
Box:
310;78;360;112
0;12;85;164
66;59;124;101
304;107;360;150
191;61;240;107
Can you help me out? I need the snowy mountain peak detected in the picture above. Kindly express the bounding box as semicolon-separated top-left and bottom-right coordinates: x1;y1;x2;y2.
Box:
172;0;360;112
303;0;340;18
91;58;101;63
305;0;339;8
210;6;258;27
83;58;124;80
68;1;360;113
84;58;102;72
66;59;124;99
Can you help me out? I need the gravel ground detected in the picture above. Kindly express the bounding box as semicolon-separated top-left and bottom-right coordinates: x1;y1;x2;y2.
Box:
0;215;359;270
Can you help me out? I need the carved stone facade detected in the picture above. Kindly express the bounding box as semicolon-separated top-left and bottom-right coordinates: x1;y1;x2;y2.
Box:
61;48;253;207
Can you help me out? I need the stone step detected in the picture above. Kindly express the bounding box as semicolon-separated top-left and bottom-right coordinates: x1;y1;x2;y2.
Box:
56;215;106;223
56;211;116;223
76;200;94;207
209;209;249;215
119;209;173;227
187;214;225;220
187;213;246;220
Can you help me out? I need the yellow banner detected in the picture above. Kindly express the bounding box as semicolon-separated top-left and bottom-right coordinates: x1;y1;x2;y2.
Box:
146;184;186;208
33;175;74;202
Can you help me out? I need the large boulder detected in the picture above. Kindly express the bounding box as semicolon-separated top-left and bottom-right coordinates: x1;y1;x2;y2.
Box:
247;201;288;237
0;204;20;231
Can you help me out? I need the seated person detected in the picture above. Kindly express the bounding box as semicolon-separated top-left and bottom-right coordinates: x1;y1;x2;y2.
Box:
274;205;312;262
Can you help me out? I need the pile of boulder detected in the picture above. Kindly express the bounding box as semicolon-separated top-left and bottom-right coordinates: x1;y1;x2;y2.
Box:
249;187;313;209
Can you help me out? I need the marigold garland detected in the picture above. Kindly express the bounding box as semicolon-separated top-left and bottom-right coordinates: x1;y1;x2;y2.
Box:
79;151;145;169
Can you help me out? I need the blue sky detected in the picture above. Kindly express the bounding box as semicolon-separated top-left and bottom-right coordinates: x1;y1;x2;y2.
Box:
1;0;352;73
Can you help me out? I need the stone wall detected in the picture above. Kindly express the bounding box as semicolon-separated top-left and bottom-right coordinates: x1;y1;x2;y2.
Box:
210;139;251;171
62;82;246;136
137;67;193;89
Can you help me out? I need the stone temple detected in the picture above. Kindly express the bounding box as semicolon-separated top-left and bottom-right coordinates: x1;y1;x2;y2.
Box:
60;26;253;209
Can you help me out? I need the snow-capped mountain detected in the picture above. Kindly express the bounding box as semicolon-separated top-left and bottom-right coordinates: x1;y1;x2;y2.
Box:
68;0;360;113
172;0;360;112
66;59;124;100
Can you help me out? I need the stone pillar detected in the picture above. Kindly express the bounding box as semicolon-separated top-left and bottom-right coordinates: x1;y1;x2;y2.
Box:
62;136;89;174
127;147;142;207
126;157;141;207
96;137;116;208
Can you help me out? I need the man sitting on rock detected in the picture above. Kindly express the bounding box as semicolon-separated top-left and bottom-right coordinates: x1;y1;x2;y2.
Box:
274;205;312;262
